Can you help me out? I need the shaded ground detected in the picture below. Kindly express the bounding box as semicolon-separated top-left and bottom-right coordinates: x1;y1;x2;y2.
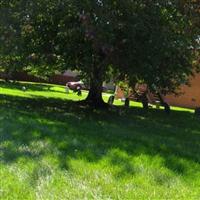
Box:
0;81;200;199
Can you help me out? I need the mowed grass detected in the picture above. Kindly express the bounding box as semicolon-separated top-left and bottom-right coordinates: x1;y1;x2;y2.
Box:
0;81;200;200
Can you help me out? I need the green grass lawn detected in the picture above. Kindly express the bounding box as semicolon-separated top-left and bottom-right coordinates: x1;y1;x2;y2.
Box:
0;81;200;200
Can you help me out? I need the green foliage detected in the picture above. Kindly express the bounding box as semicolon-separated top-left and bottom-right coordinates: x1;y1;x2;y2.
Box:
0;0;199;98
118;80;130;98
0;1;28;80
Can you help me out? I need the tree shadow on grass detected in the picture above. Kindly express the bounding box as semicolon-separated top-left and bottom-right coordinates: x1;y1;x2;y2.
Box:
0;93;200;181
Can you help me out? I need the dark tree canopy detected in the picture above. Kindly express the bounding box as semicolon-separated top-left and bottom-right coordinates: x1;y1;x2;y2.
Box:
0;0;199;106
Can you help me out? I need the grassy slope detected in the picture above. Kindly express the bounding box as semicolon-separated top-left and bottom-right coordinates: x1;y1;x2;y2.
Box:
0;81;200;200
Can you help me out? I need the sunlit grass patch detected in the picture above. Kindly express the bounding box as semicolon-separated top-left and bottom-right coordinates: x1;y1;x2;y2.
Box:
0;80;199;199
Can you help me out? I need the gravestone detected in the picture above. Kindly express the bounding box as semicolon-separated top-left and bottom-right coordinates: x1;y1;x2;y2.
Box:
141;96;148;110
195;107;200;117
77;89;82;96
108;95;114;105
163;102;170;114
65;86;69;94
125;98;130;107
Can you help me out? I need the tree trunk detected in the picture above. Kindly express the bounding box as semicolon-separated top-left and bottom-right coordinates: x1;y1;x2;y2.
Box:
84;67;107;108
85;78;106;108
141;94;149;110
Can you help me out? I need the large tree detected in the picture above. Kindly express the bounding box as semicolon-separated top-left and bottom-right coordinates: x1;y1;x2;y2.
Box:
0;0;199;106
0;1;25;80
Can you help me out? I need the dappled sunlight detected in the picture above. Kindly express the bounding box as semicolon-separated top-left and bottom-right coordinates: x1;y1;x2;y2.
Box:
0;83;200;199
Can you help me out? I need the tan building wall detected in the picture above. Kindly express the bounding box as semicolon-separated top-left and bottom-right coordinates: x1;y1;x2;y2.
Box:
164;73;200;109
115;73;200;109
